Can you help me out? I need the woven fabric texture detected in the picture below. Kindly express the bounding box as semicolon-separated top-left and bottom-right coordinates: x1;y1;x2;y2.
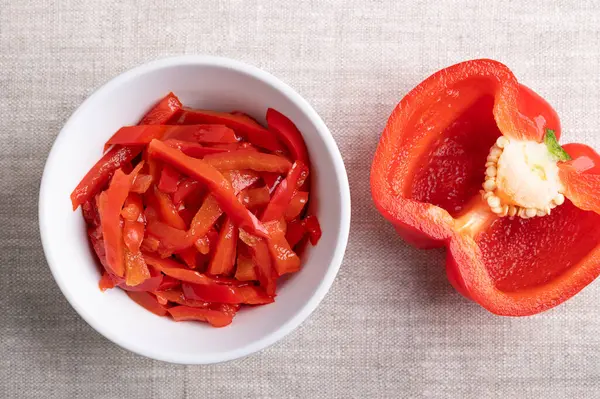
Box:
2;0;600;398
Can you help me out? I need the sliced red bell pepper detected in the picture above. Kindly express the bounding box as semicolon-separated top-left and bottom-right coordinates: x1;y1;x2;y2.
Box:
266;108;310;165
153;290;210;307
264;220;301;276
98;272;116;291
239;229;277;296
285;219;306;248
188;195;223;241
239;186;271;209
144;252;212;285
156;275;180;291
194;228;219;255
121;193;143;222
371;59;600;316
285;191;308;221
152;186;187;230
163;139;229;158
147;139;269;238
261;161;308;222
203;151;292;173
97;165;142;277
130;174;153;194
175;108;284;152
173;178;201;206
167;305;235;327
146;220;192;253
124;247;150;286
181;281;273;305
224;169;261;193
207;217;238;275
126;291;168;316
158;165;180;194
176;246;200;269
105;124;238;148
70;146;140;210
302;215;322;245
138;92;182;125
235;250;257;281
117;267;164;292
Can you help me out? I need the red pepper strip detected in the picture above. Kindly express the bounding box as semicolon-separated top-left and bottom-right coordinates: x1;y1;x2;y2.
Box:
176;246;199;269
147;139;269;238
167;305;234;327
285;219;306;248
175;108;285;152
285;191;308;221
235;251;257;281
70;146;140;210
82;200;101;227
302;215;322;245
203;151;292;173
207;217;238;275
188;195;223;241
264;220;301;276
131;174;153;194
262;172;283;194
156;275;180;291
98;164;142;277
98;272;116;291
231;111;262;127
194;229;219;255
105;125;238;148
146;221;193;254
239;229;277;295
182;281;273;305
126;291;168;317
163;139;229;158
152;186;187;230
121;193;143;222
124;247;151;286
371;59;600;316
123;219;144;252
261;161;308;222
266;108;310;165
138;92;182;125
239;186;271;209
153;290;210;307
116;267;164;292
141;235;160;253
173;178;201;206
225;170;261;193
158;165;180;194
144;253;213;285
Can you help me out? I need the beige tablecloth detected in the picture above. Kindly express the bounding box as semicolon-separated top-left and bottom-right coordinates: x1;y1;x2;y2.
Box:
2;0;600;397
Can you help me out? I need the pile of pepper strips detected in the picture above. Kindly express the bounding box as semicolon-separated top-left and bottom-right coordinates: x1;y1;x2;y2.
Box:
70;92;321;327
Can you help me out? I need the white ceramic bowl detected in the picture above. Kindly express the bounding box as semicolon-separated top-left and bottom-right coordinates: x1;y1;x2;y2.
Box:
39;56;350;364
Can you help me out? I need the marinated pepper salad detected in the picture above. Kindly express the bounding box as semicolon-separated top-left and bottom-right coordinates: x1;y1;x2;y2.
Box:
71;92;321;327
371;59;600;316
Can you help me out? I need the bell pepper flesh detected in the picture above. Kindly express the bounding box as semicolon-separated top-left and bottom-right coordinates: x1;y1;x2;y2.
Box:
203;150;292;173
207;217;238;276
105;124;238;148
175;108;285;152
371;59;600;315
72;97;320;326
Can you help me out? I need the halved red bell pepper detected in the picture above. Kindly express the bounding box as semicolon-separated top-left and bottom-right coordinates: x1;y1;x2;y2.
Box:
207;217;238;275
203;151;292;173
175;108;284;152
370;59;600;316
147;139;269;238
105;125;238;148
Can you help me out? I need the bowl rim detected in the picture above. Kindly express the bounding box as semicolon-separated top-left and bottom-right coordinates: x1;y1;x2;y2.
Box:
38;55;351;364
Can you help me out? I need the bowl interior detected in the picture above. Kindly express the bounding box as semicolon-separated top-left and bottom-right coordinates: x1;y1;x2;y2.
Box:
39;58;349;364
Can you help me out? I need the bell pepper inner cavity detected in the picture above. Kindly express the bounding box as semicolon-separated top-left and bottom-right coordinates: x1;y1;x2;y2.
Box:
409;96;501;217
